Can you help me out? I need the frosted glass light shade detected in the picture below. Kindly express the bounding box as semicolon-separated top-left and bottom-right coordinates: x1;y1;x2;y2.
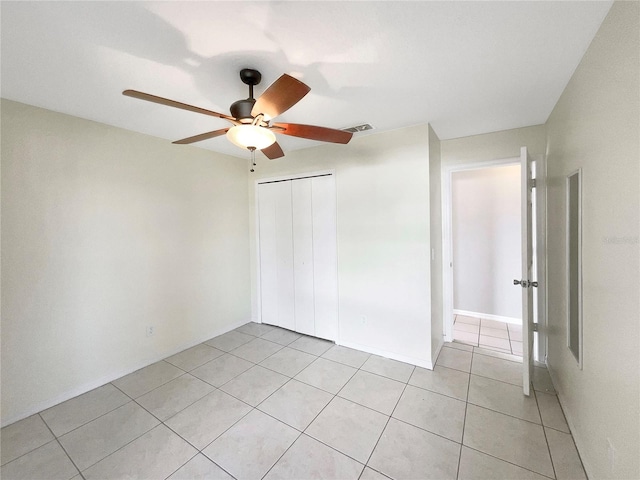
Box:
226;125;276;150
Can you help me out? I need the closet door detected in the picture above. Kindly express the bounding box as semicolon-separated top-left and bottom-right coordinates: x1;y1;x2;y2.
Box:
258;181;295;330
292;179;315;336
312;175;339;340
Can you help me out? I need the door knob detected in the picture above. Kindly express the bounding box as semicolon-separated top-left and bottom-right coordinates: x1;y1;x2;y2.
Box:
513;279;524;286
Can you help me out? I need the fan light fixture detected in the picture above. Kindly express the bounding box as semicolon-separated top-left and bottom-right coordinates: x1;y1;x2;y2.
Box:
226;125;276;150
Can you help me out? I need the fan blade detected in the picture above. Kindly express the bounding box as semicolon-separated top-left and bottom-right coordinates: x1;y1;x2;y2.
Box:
251;74;310;120
273;123;353;144
123;90;235;121
261;142;285;159
173;128;229;145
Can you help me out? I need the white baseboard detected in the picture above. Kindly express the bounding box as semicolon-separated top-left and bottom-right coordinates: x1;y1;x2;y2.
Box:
1;318;251;428
453;309;521;325
337;339;433;370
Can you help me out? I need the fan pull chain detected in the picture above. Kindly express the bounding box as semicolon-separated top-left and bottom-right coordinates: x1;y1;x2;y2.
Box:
248;147;257;173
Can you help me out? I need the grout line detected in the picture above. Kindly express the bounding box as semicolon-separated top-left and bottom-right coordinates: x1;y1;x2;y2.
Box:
534;389;558;480
461;445;556;480
456;352;472;480
37;413;86;480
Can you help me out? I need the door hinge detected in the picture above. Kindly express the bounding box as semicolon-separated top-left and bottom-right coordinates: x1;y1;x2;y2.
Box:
532;323;539;332
529;179;536;189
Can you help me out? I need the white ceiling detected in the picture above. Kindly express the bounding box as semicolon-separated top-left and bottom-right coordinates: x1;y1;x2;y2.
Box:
1;1;612;159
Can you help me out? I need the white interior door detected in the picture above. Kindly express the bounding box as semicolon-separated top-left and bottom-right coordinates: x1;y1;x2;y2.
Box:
519;146;535;396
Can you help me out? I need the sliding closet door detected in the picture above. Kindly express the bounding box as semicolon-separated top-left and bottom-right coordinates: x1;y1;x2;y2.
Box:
292;179;315;336
312;175;339;340
258;181;295;330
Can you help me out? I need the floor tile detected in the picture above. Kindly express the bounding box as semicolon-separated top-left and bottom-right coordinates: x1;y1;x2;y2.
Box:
83;424;196;480
112;360;184;398
203;409;299;480
369;418;460;480
436;347;472;372
359;467;391;479
533;366;556;393
221;365;289;406
235;322;277;337
463;404;554;477
360;355;415;383
338;370;405;415
480;319;508;330
536;391;569;433
446;341;474;352
260;347;317;377
408;365;469;401
456;315;480;326
0;414;55;466
0;440;78;480
295;357;357;394
511;341;523;355
58;401;159;471
264;434;363;480
322;345;371;368
471;353;522;386
258;379;333;431
478;335;511;351
392;385;466;442
165;389;252;450
468;375;541;423
455;322;480;334
306;396;388;463
508;324;523;335
136;374;214;421
453;330;480;345
458;446;549;480
231;337;283;363
40;384;129;438
473;347;523;363
165;344;225;372
190;353;253;387
261;328;302;346
545;427;587;480
167;453;233;479
480;326;509;339
289;335;334;356
205;330;255;352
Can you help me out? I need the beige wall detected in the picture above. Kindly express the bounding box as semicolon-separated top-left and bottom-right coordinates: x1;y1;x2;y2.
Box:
1;100;251;425
249;125;434;367
428;125;444;362
545;2;640;479
441;124;546;167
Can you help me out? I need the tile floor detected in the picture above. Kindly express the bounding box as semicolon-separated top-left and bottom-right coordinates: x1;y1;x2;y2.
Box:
453;315;523;356
1;322;587;480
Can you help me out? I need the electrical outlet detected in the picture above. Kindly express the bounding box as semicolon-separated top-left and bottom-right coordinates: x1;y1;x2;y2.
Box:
146;326;155;337
607;438;616;473
360;315;367;325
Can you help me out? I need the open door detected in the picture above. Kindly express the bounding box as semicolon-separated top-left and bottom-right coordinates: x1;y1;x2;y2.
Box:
515;146;535;396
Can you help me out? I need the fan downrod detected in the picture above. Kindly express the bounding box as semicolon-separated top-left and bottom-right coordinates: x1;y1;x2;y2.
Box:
231;69;262;121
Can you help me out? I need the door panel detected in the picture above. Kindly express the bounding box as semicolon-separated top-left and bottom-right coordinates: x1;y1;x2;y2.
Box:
520;147;534;396
292;179;315;336
311;175;339;340
274;181;295;330
258;183;278;327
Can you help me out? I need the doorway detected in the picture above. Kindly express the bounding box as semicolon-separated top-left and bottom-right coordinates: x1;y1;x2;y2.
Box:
442;155;546;363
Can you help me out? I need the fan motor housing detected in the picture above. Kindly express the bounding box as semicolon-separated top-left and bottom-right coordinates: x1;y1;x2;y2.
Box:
230;98;256;122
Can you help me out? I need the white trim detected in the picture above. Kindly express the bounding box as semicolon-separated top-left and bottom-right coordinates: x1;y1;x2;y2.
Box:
0;318;250;428
337;339;434;370
565;168;583;369
453;309;521;325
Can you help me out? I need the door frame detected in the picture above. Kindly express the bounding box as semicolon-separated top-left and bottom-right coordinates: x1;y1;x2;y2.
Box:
441;155;547;362
253;169;337;328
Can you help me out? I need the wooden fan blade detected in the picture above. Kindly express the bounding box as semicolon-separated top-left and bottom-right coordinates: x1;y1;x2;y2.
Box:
172;128;229;145
261;142;285;159
251;74;310;120
123;90;235;121
273;123;353;144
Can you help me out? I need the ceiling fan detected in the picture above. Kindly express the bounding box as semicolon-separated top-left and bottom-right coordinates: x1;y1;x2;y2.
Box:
123;69;353;160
